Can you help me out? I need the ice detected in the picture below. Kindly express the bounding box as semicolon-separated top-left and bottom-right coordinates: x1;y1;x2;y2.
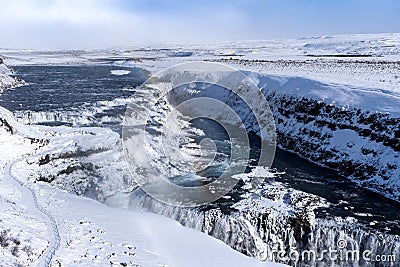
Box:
111;69;131;75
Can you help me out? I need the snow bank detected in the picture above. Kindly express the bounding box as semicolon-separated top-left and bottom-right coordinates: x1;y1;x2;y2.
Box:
28;188;286;267
0;60;26;93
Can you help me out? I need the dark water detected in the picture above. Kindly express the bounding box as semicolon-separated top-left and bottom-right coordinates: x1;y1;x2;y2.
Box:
2;65;399;235
0;65;148;131
1;65;148;111
272;148;400;235
168;117;232;187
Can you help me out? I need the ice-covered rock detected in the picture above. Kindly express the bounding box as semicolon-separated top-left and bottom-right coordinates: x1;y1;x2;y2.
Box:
0;59;26;93
245;74;400;202
127;177;400;266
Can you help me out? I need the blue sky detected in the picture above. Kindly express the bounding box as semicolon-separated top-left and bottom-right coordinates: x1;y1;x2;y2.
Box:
0;0;399;49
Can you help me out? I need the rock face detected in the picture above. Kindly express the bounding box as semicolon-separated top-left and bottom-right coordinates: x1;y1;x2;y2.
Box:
249;74;400;202
0;59;26;93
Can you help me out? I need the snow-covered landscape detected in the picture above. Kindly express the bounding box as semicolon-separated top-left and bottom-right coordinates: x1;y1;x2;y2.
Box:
0;106;287;266
1;32;399;266
1;0;400;265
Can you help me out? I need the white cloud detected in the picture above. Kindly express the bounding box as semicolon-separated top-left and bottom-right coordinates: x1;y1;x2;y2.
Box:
0;0;254;49
0;0;123;24
0;0;398;49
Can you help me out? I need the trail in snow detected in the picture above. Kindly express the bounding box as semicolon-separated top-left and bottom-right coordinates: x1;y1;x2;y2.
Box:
4;157;60;267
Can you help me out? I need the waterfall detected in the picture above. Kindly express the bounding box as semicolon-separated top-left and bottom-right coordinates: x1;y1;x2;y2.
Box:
128;191;399;266
13;97;132;128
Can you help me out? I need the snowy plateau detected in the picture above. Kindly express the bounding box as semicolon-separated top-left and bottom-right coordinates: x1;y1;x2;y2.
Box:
0;33;400;267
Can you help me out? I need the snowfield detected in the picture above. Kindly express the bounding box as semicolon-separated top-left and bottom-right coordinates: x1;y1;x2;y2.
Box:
2;33;399;93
